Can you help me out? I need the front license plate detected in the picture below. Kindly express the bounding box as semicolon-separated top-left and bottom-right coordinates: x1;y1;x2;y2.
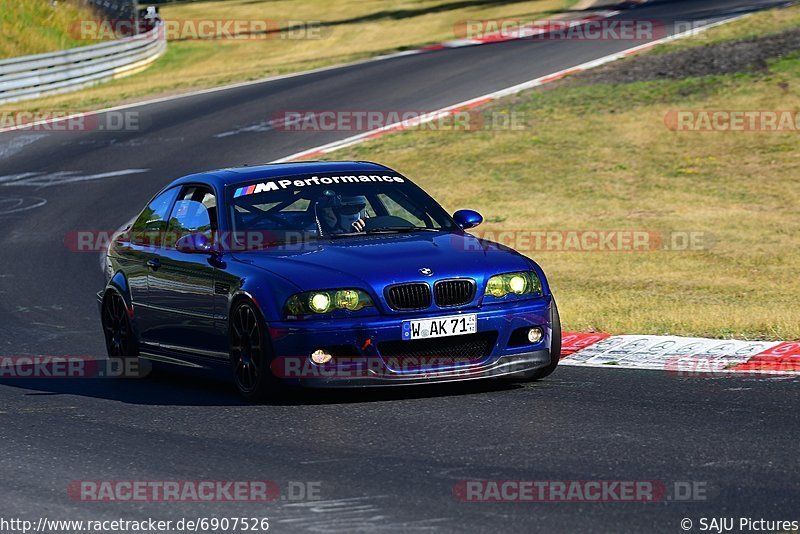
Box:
402;314;477;340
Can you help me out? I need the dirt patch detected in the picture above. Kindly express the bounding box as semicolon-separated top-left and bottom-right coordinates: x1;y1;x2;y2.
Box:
574;27;800;84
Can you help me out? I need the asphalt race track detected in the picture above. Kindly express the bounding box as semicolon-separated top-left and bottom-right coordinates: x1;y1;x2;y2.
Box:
1;0;798;531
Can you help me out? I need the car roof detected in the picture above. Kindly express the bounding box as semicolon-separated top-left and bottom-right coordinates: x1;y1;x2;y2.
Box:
168;161;398;191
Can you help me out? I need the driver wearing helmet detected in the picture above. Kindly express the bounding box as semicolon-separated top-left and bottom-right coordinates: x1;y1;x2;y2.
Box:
316;191;368;234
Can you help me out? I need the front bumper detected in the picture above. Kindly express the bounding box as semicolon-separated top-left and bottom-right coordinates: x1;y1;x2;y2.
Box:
288;349;551;388
268;296;554;387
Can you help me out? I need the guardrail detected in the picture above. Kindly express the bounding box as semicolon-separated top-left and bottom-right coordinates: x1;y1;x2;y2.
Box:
0;26;166;105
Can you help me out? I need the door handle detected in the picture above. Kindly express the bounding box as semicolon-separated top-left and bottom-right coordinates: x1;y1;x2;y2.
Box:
146;258;161;271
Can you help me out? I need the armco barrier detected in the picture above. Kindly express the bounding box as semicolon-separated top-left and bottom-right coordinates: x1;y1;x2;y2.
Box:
0;26;166;105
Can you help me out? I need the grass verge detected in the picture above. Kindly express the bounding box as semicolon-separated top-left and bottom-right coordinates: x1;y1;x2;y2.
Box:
319;6;800;340
0;0;99;58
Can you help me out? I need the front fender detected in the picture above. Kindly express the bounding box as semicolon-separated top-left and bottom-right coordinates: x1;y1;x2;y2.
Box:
524;258;553;297
98;271;142;345
98;271;133;312
107;271;132;308
228;265;302;323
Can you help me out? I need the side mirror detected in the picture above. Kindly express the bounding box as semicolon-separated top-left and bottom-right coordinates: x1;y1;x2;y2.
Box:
175;232;213;254
453;209;483;230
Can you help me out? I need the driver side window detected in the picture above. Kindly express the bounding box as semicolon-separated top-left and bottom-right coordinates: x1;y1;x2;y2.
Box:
165;186;217;249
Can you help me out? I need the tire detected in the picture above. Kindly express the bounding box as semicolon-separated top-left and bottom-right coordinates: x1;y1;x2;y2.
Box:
229;300;282;401
101;290;145;379
513;298;561;382
101;290;139;359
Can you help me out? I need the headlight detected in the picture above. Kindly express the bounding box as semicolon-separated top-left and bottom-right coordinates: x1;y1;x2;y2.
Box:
484;271;541;299
285;289;374;316
309;293;331;313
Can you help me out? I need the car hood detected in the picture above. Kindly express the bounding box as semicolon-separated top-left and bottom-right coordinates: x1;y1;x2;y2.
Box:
231;231;533;292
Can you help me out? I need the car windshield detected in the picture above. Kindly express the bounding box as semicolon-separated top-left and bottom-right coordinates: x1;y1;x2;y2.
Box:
227;172;456;247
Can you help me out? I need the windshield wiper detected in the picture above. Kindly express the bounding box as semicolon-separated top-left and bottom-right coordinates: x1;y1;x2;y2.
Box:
364;227;441;234
320;227;442;238
324;232;363;239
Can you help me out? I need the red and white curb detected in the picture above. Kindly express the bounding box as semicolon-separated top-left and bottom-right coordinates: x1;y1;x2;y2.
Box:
274;14;747;163
560;333;800;375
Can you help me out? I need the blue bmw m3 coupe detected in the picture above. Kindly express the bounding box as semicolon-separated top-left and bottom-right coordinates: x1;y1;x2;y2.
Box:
99;161;560;400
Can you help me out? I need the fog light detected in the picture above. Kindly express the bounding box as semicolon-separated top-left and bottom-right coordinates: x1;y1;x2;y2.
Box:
527;327;543;344
310;349;333;365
